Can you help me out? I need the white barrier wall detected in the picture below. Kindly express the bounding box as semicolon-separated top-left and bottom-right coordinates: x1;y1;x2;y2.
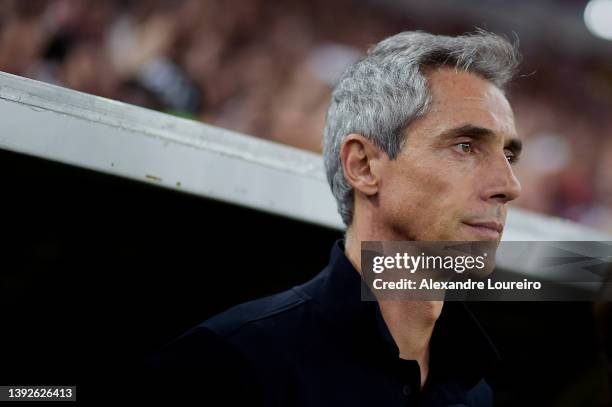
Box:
1;70;611;244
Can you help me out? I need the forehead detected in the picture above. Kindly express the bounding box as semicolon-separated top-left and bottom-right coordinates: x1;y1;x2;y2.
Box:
416;67;517;140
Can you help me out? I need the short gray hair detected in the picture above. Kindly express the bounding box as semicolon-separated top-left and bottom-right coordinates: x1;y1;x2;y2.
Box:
322;30;521;226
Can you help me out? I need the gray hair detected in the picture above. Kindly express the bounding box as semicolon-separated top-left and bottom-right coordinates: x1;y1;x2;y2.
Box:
322;30;521;226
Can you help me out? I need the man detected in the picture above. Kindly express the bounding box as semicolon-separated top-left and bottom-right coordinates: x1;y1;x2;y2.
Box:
148;30;523;406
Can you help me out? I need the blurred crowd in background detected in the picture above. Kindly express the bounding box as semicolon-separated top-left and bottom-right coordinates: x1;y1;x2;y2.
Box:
1;0;612;232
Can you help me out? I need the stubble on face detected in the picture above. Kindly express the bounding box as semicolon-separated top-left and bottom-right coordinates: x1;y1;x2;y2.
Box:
374;67;521;242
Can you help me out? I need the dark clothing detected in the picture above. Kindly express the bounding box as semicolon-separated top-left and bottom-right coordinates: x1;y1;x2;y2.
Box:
148;240;499;406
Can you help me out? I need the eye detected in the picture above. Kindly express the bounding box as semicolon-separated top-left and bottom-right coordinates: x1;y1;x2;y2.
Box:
504;150;518;164
456;142;473;153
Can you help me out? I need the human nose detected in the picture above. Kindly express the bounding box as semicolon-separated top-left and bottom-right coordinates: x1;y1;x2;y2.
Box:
481;154;522;204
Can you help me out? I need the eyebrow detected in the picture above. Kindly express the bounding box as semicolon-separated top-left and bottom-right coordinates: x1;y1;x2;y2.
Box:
437;124;522;156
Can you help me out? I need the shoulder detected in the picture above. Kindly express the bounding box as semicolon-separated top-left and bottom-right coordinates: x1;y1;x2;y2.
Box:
151;282;325;367
198;285;326;359
144;289;316;400
201;287;313;337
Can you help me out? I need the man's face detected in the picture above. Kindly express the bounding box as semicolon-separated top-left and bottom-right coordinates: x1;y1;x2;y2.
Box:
377;67;522;242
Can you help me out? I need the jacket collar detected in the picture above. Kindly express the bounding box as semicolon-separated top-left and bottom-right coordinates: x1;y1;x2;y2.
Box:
298;239;500;387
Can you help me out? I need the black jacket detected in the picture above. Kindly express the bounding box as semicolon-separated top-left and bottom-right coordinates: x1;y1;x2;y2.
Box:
148;240;499;406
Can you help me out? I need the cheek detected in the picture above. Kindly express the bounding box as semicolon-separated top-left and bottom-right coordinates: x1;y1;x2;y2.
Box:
397;161;456;208
380;161;465;238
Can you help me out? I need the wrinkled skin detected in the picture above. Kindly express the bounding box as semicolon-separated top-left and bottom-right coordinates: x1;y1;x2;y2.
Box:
351;67;523;243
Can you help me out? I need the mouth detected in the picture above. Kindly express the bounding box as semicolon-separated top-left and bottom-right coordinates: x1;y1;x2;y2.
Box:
462;221;503;240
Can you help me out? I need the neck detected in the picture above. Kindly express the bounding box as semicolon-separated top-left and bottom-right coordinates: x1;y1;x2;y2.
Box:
344;222;444;388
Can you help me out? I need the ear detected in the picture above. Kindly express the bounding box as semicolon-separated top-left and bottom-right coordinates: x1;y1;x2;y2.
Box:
340;133;384;197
